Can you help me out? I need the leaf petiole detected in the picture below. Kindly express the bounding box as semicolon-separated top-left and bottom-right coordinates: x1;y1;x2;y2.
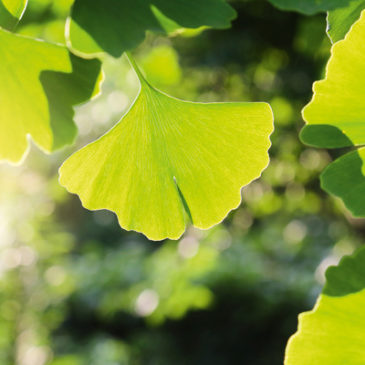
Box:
125;51;149;86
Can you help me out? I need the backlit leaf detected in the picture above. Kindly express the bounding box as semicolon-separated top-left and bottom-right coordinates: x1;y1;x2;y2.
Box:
59;57;273;240
300;10;365;216
285;246;365;364
0;28;102;164
67;0;236;57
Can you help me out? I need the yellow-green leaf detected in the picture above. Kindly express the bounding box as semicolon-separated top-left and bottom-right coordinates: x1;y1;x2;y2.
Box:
0;28;102;164
285;246;365;364
300;10;365;216
59;58;273;240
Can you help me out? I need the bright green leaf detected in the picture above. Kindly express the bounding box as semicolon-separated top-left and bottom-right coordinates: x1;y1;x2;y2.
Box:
285;246;365;364
59;57;273;241
67;0;236;57
268;0;351;15
301;10;365;216
0;0;27;30
327;0;365;43
0;28;102;164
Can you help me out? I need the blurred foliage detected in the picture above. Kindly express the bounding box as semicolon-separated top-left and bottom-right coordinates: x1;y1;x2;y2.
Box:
0;0;364;364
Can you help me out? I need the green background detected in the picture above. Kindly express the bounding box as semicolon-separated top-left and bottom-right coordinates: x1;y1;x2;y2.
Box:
1;0;364;364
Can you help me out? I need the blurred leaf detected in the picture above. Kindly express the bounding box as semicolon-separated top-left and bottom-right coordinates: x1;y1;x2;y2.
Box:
268;0;352;14
270;97;293;126
67;0;236;57
50;355;82;365
285;246;365;364
0;0;27;30
141;45;182;87
59;56;273;240
300;11;365;216
0;29;102;164
327;0;365;43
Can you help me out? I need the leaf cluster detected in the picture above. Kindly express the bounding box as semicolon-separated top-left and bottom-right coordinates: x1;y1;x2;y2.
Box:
3;0;365;363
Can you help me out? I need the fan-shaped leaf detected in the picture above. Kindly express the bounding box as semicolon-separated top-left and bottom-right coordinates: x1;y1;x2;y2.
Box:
0;0;27;30
0;29;102;164
285;246;365;364
59;58;273;240
67;0;236;57
300;10;365;216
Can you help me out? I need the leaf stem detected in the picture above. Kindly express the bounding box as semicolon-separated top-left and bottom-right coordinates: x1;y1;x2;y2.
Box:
125;52;148;85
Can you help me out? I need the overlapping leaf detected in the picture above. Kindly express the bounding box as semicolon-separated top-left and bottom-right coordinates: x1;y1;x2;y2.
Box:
327;0;365;43
67;0;236;57
285;246;365;364
59;59;273;240
0;0;27;30
300;10;365;216
268;0;365;42
268;0;351;15
0;29;102;164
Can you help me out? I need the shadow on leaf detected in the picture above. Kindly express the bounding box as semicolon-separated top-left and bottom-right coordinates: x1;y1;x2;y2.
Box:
40;54;101;151
69;0;235;57
0;0;19;30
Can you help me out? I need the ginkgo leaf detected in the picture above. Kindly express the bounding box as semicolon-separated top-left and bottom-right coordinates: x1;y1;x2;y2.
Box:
66;0;236;57
327;0;365;43
59;56;273;241
0;28;102;164
0;0;27;30
319;148;365;216
268;0;351;14
300;10;365;217
285;246;365;364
